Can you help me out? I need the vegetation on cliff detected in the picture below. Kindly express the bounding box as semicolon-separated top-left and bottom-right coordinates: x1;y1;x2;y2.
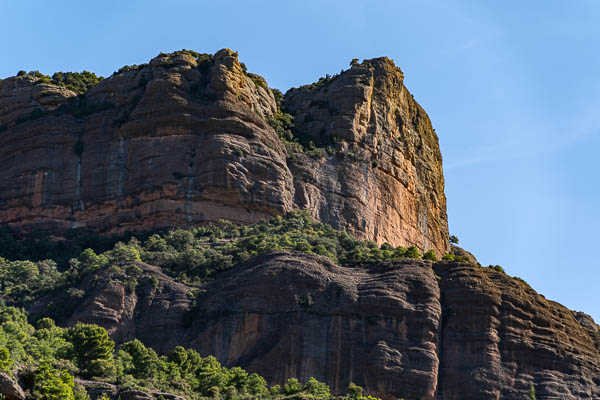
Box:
0;305;379;399
18;70;104;94
0;210;435;297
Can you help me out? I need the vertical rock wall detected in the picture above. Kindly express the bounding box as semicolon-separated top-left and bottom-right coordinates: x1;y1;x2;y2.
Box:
286;58;448;254
0;50;448;256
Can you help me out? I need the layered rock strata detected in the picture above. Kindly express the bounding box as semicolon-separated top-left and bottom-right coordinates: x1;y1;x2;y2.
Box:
30;255;600;399
286;57;447;254
0;50;448;254
0;50;291;234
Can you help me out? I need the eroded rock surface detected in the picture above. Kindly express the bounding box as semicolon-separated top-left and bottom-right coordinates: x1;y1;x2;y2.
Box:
186;253;441;400
434;262;600;400
0;372;25;400
30;255;600;399
0;49;292;236
285;58;448;255
0;51;448;254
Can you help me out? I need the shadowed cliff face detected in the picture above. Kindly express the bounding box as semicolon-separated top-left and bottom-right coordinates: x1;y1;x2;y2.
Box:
0;50;448;255
29;254;600;400
0;49;292;234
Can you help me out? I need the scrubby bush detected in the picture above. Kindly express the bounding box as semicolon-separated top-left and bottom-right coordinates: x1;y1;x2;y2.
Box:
487;265;505;273
422;250;437;261
0;346;13;371
50;71;103;94
0;210;436;293
33;362;76;400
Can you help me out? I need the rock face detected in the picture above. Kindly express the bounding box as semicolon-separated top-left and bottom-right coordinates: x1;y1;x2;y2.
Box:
188;253;442;400
0;49;292;235
434;262;600;400
286;58;448;255
31;255;600;399
0;50;448;254
5;49;598;398
0;372;25;400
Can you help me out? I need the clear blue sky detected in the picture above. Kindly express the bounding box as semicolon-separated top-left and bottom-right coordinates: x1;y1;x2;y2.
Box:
1;1;598;322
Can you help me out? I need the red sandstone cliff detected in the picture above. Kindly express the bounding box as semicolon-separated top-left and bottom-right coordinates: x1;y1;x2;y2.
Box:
0;49;448;255
5;50;599;399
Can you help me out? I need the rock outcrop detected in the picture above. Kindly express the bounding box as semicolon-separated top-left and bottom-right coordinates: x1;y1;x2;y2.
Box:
434;262;600;400
30;255;600;399
0;50;448;255
286;57;447;255
0;49;291;235
5;49;598;399
0;372;25;400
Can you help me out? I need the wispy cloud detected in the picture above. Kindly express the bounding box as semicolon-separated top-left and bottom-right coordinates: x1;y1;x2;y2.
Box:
444;124;600;171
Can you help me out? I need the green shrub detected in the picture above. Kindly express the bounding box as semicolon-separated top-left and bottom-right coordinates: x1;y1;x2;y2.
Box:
422;250;437;261
267;110;295;142
66;323;115;378
487;265;505;273
33;362;75;400
50;71;103;94
513;276;530;286
0;346;13;371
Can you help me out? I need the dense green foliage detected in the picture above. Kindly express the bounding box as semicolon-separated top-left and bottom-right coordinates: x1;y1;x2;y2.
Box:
0;305;379;399
20;70;103;94
0;257;65;303
0;226;143;268
0;211;434;293
33;362;77;400
267;110;296;142
50;71;104;94
131;210;430;284
67;323;115;378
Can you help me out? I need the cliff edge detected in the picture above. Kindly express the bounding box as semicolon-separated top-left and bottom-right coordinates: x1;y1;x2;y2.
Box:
0;49;448;255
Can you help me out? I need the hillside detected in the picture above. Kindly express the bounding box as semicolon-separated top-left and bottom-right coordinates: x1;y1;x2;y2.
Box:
0;50;598;400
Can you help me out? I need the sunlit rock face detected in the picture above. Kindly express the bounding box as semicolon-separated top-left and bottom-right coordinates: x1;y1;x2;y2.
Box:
286;57;448;256
0;51;448;255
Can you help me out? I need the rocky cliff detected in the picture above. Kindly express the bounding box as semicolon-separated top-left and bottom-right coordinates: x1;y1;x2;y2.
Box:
4;50;599;399
29;255;600;400
286;57;447;256
0;49;448;255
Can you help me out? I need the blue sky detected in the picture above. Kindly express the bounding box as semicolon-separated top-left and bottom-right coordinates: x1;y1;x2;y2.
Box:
1;1;598;322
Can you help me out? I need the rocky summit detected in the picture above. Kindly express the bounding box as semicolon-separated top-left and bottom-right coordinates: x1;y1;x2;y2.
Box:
0;48;447;255
0;50;598;400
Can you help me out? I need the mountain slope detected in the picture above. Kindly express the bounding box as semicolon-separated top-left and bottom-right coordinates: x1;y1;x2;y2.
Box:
0;50;598;399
